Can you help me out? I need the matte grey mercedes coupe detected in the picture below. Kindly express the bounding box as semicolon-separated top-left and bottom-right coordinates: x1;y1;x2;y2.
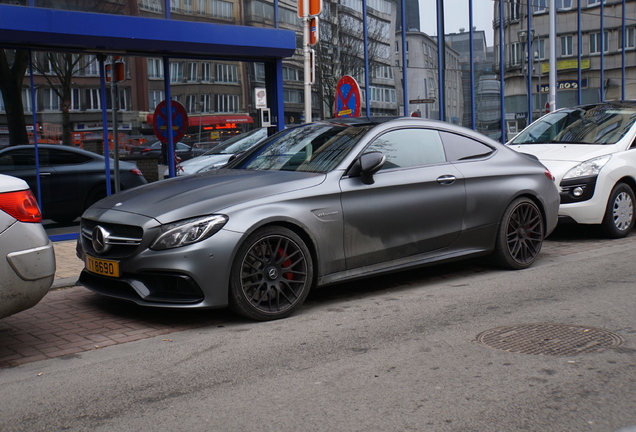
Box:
77;117;559;320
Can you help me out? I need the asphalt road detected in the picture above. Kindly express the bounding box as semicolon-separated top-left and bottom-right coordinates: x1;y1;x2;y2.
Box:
1;226;635;432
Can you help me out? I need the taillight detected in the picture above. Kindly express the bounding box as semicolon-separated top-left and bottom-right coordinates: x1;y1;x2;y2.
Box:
0;189;42;223
130;168;144;176
141;148;151;153
545;169;555;181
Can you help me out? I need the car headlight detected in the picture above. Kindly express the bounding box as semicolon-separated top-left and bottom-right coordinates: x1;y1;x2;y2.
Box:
150;214;228;250
563;155;612;180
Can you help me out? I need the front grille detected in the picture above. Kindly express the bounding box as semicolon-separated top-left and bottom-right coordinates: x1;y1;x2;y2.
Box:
79;270;204;304
80;218;144;259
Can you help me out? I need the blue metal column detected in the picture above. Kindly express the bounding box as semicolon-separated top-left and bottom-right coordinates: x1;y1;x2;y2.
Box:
98;57;112;196
577;2;582;104
469;0;475;130
363;0;371;117
163;57;175;178
600;1;605;101
621;0;626;100
28;51;43;207
526;0;533;124
401;0;408;117
436;0;445;122
499;0;505;143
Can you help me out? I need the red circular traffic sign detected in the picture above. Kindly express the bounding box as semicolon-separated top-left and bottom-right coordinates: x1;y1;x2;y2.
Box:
334;75;361;118
153;100;189;144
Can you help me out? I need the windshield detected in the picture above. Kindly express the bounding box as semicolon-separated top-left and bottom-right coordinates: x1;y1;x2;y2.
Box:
510;104;636;145
202;128;268;156
235;123;368;173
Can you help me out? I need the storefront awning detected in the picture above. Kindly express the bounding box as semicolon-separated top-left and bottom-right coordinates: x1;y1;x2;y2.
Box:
0;4;295;59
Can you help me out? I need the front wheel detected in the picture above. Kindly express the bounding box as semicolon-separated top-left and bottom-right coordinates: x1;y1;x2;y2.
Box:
493;197;544;270
601;182;635;239
229;227;314;321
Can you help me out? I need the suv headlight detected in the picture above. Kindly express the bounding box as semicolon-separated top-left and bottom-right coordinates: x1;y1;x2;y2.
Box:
563;155;612;180
151;214;228;250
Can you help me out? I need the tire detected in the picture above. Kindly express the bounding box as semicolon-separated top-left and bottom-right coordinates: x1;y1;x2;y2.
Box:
601;182;635;239
493;197;544;270
229;226;314;321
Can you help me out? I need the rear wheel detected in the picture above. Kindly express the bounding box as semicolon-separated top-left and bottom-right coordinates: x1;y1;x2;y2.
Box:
601;182;634;238
229;227;313;321
493;197;544;270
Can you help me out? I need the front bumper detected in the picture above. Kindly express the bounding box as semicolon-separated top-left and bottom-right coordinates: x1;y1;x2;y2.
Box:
0;221;55;319
77;212;243;308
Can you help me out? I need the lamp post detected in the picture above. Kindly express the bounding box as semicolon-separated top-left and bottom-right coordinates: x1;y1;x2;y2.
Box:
518;29;535;127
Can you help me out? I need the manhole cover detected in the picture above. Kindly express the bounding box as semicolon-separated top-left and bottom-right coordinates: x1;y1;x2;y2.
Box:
476;323;623;356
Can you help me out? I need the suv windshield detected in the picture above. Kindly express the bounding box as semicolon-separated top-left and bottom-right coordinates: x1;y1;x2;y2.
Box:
236;123;368;173
510;104;636;145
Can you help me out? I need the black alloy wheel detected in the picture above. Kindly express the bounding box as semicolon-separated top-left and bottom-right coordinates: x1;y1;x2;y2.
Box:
229;226;313;321
601;182;635;239
494;197;544;270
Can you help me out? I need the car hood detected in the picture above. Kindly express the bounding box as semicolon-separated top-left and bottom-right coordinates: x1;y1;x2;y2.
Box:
508;144;616;163
89;169;326;223
180;154;232;172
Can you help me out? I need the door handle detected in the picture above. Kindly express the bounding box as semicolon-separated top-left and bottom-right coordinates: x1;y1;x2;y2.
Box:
436;175;456;184
39;172;52;176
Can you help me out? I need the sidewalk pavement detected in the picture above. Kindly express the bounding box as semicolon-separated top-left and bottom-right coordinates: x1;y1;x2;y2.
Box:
52;240;84;289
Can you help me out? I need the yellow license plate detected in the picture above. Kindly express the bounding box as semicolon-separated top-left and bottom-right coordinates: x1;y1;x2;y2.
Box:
86;255;120;278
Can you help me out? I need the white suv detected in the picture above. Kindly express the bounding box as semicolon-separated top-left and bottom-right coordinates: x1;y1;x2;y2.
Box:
508;101;636;238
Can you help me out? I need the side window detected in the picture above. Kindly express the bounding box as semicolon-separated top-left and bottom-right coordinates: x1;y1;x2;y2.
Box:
440;131;495;162
366;128;446;170
0;149;38;171
47;149;91;165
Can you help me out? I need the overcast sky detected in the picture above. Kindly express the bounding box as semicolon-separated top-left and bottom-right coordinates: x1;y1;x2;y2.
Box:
418;0;495;46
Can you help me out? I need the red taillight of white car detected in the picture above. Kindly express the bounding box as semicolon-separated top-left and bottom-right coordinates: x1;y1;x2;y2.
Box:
545;169;555;181
0;189;43;223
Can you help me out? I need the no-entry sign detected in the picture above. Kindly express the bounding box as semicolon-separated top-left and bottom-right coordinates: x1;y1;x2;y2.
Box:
153;100;189;144
334;75;361;118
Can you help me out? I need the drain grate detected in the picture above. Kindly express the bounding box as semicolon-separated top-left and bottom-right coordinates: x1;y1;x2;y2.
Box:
476;323;623;356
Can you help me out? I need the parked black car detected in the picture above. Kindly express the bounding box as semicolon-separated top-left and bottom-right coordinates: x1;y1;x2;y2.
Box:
129;141;193;163
0;144;147;223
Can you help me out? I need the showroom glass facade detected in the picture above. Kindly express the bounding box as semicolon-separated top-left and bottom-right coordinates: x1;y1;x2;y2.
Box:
0;0;634;238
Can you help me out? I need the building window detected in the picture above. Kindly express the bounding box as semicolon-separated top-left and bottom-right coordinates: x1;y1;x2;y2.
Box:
84;88;101;110
216;94;240;112
561;35;573;56
200;94;211;113
556;0;572;9
0;94;4;112
118;88;130;111
215;63;238;83
84;55;99;76
201;62;211;82
535;38;546;60
282;66;302;82
533;0;547;13
22;88;32;112
149;90;164;110
186;94;198;113
170;62;184;83
510;0;520;21
209;0;233;19
170;0;180;13
183;0;193;13
510;42;521;66
148;58;164;79
587;0;603;5
254;63;265;82
43;88;60;111
590;31;609;54
284;89;303;104
140;0;163;13
619;27;636;50
187;62;198;82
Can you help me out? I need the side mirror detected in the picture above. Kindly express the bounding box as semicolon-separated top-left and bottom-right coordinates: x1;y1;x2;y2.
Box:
347;151;386;185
